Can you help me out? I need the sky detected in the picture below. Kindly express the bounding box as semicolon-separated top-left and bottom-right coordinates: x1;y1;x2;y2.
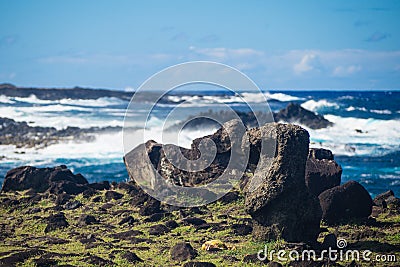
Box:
0;0;399;90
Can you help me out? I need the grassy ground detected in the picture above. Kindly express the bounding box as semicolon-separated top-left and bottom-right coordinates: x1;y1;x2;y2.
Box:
0;187;399;267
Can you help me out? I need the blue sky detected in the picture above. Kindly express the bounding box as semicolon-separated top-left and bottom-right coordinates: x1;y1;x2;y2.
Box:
0;0;399;90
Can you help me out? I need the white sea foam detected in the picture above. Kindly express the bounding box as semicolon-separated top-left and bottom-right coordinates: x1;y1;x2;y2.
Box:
301;99;340;112
370;109;392;115
345;106;367;112
166;92;304;106
58;97;126;107
265;92;305;102
14;95;54;104
306;115;400;156
11;94;127;107
0;95;15;104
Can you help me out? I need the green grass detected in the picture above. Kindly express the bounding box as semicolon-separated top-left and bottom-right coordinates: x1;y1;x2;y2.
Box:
1;188;400;267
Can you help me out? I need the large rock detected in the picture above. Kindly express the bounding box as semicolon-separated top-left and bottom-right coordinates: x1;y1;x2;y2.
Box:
1;165;88;194
244;123;322;244
305;148;342;196
274;103;333;129
319;181;373;225
124;120;247;205
373;190;400;211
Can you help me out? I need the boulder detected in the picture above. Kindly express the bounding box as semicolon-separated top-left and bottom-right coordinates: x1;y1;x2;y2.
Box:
124;120;247;205
1;165;88;194
171;242;198;261
305;148;342;196
373;190;400;212
319;181;373;225
104;190;124;201
244;123;322;244
45;213;69;233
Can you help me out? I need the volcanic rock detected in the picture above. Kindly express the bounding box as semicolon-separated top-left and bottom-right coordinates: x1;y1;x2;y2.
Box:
170;242;198;261
1;165;88;194
244;123;322;244
319;181;373;225
274;103;333;129
305;148;342;196
45;213;69;233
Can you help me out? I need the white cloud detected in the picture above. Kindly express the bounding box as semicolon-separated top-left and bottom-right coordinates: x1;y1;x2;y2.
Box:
293;54;322;74
332;65;362;77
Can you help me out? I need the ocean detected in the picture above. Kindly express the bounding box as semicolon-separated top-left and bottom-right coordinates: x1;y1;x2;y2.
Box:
0;90;399;197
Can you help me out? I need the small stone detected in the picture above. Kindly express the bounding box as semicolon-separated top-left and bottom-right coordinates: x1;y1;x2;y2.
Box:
170;242;197;261
165;220;179;229
105;190;124;201
118;216;135;226
64;200;82;210
121;251;143;263
149;224;170;236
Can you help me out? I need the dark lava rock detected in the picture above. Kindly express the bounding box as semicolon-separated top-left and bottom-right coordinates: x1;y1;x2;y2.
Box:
183;262;217;267
231;223;253;236
243;253;269;264
165;220;179;229
45;213;69;233
374;190;400;211
118;216;135;226
34;257;58;267
121;251;143;263
105;190;124;201
64;200;82;210
182;217;207;226
88;181;110;191
144;212;172;222
139;198;162;216
55;193;72;206
78;214;98;226
219;191;240;204
170;242;198;261
308;148;334;160
0;248;46;266
319;181;373;225
305;148;342;196
124;120;245;205
82;188;96;198
110;230;143;240
274;103;333;129
84;255;113;266
92;195;102;203
149;224;171;235
374;190;394;208
1;165;88;194
244;123;322;244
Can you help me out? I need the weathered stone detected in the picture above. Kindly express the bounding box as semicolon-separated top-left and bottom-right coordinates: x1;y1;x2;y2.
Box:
171;242;198;261
244;123;322;244
319;181;373;225
1;165;87;194
305;148;342;196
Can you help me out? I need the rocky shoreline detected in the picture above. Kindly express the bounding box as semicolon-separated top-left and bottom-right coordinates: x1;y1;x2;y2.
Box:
0;122;399;266
0;117;122;149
